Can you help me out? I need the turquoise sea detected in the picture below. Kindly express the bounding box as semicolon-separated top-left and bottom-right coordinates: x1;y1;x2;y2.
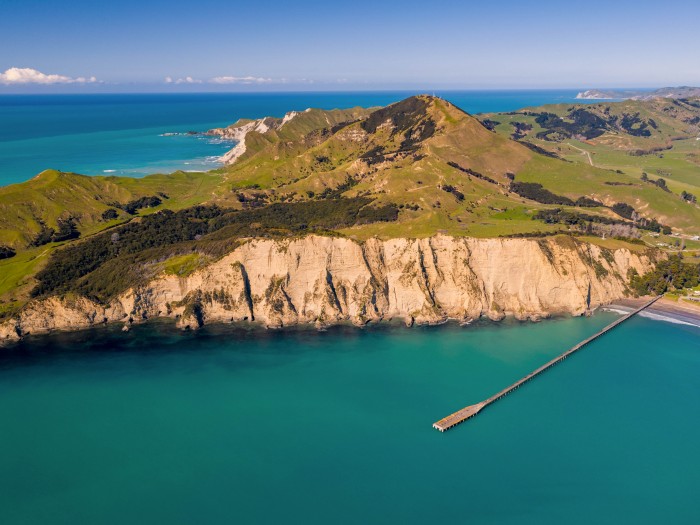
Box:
1;313;699;524
2;91;700;523
0;90;581;186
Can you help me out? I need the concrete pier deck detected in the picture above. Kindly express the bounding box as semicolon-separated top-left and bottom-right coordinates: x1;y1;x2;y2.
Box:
433;296;661;432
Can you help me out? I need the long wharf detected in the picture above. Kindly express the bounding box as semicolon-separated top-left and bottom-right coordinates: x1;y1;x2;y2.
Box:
432;296;662;432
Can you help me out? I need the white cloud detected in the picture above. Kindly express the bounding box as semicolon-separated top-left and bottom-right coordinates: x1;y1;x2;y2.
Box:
209;75;273;85
0;67;98;85
165;76;202;84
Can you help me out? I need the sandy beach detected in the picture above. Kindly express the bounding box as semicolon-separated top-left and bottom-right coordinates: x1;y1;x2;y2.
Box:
609;296;700;327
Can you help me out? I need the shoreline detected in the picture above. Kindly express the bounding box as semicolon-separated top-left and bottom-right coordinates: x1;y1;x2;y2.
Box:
0;307;638;351
0;309;585;349
3;298;693;350
608;296;700;327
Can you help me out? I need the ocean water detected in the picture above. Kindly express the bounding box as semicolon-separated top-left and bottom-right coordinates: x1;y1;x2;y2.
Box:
3;90;699;523
0;90;581;186
0;313;699;524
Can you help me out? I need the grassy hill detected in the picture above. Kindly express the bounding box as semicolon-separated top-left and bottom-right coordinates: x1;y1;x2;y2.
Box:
1;94;699;312
480;98;700;233
0;169;223;248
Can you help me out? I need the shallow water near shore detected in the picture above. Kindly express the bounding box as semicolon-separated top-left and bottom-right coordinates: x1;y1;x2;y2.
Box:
1;313;699;524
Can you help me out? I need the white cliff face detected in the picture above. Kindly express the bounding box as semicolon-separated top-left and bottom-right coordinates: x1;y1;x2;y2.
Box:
208;111;299;165
0;235;655;343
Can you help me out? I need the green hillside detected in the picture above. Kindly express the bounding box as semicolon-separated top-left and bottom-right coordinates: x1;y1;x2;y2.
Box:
1;94;698;312
481;98;700;234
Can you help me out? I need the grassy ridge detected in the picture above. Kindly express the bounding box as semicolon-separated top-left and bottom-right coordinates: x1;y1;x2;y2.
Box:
0;169;223;248
1;94;698;310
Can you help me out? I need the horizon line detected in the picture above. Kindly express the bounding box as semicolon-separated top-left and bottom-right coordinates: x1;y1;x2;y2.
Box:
0;86;672;96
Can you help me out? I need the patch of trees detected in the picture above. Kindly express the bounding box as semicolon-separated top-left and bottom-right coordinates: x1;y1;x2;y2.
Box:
575;196;603;207
211;197;398;233
679;98;700;109
609;202;670;233
534;110;607;141
516;140;562;159
653;178;669;191
501;230;570;238
534;209;642;239
32;198;399;302
629;255;700;295
509;182;574;205
537;206;669;234
440;184;464;201
640;172;670;191
101;209;119;221
0;245;16;260
619;113;651;137
510;121;532;140
611;202;635;219
480;119;500;131
447;162;498;185
235;191;267;209
111;195;163;215
32;206;223;298
316;176;359;199
534;208;627;227
628;145;671;156
30;217;81;247
361;146;386;166
532;108;654;141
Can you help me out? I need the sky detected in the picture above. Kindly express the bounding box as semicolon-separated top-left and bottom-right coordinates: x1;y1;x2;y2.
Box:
1;0;699;92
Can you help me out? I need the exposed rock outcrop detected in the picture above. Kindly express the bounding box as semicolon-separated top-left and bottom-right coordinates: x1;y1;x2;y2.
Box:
0;235;656;344
207;111;302;164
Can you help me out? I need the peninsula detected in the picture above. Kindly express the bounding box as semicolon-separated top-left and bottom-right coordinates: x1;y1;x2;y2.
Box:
1;94;699;343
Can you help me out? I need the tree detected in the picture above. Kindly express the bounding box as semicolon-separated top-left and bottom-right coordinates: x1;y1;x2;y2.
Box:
681;191;697;204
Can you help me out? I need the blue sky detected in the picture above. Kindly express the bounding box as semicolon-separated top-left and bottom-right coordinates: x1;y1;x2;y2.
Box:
1;0;699;92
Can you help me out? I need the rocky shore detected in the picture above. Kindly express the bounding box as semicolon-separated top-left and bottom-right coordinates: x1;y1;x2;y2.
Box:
0;235;656;345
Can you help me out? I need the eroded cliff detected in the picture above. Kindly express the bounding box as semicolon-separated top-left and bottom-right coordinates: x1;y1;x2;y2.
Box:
0;235;655;343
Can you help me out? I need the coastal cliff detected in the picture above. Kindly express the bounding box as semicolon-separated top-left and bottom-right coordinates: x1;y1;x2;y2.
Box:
0;235;655;344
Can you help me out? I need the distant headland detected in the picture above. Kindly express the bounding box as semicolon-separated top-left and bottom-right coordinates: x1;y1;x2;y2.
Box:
576;86;700;100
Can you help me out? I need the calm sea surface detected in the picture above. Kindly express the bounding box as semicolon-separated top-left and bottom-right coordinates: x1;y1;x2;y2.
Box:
0;90;581;186
1;313;699;524
2;91;699;523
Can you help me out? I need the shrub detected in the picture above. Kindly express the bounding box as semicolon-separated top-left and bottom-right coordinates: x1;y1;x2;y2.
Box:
0;245;16;260
101;209;119;221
